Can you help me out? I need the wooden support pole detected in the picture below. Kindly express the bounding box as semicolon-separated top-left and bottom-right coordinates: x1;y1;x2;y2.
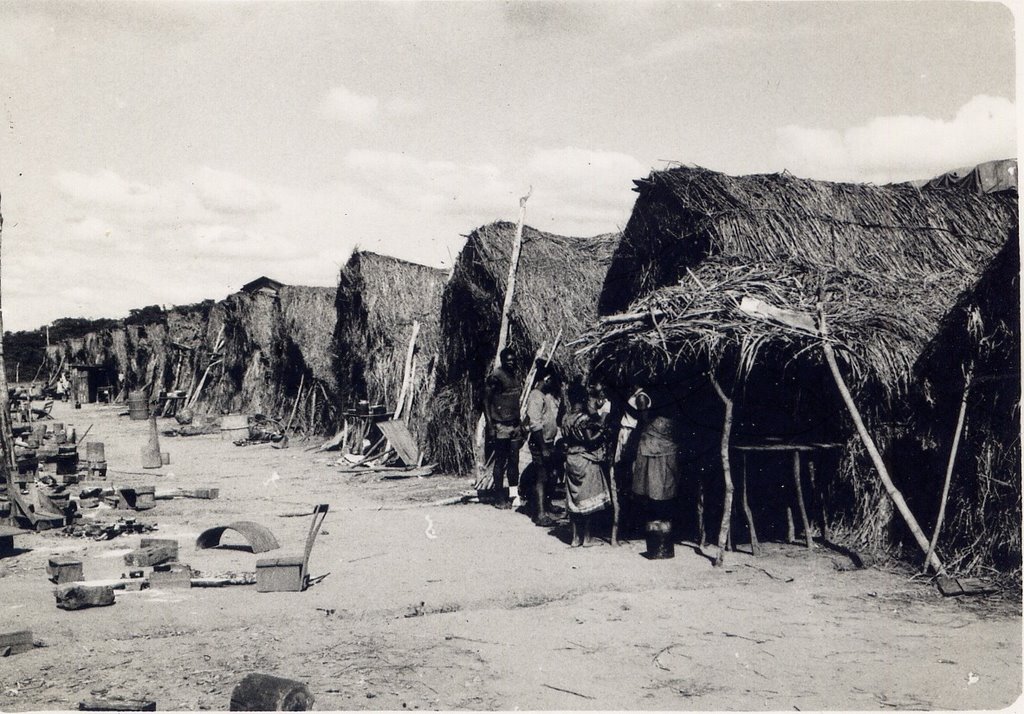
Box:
808;459;830;541
394;321;420;420
285;373;306;434
792;450;813;549
474;189;531;479
923;366;973;573
0;196;15;479
819;310;943;574
741;452;760;556
709;372;735;567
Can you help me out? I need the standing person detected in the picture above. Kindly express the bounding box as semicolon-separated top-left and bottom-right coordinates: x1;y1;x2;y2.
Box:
562;381;611;546
631;385;683;555
524;364;560;527
483;348;521;509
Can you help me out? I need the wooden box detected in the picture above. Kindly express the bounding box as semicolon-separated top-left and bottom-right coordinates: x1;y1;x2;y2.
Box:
47;556;83;584
255;555;305;592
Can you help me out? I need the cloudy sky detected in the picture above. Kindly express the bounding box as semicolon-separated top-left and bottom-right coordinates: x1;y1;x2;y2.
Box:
0;1;1016;331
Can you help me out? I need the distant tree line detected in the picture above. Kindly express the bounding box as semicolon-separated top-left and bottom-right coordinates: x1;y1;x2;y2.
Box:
3;301;216;383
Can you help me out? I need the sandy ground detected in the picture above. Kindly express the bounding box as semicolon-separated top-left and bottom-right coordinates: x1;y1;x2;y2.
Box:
0;402;1020;712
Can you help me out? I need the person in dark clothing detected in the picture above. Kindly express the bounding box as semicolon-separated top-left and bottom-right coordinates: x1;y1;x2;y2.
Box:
483;348;522;509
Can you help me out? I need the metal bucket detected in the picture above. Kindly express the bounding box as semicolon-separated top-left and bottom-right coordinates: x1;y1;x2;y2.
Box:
128;390;149;420
644;520;675;559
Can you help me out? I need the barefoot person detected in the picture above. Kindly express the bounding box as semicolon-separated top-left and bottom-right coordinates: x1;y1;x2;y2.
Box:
561;381;611;546
483;348;522;509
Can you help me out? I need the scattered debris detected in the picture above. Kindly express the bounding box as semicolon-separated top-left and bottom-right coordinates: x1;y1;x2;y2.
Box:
190;572;257;588
60;518;157;541
124;539;178;568
154;487;219;500
744;564;795;583
79;697;156;711
229;673;314;711
541;683;594;700
55;583;115;610
935;576;997;597
149;562;193;589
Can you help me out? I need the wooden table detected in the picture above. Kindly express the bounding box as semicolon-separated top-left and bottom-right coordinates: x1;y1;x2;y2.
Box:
732;442;843;553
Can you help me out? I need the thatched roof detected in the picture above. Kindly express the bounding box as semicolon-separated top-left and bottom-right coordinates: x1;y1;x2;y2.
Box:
438;221;620;382
587;166;1018;395
427;222;620;472
598;165;1018;316
334;250;446;442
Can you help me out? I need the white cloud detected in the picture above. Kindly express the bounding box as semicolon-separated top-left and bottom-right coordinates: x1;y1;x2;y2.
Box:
623;26;759;67
321;85;380;124
193;166;278;215
10;146;644;330
774;94;1017;183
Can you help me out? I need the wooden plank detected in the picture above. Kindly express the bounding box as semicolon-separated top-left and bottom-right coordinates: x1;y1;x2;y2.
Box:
79;698;156;711
0;629;34;655
375;419;419;466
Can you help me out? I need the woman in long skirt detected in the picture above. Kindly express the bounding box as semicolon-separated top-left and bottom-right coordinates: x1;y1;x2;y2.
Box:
561;382;611;546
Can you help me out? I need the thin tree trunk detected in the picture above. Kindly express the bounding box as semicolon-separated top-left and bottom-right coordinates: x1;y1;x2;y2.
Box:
923;366;973;572
708;372;734;567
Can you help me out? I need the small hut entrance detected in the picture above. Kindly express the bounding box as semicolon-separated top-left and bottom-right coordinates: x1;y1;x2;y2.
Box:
70;364;108;404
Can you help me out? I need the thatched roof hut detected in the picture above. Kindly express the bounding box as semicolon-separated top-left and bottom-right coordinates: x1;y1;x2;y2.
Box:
189;285;338;430
582;165;1017;571
427;221;620;472
333;250;446;446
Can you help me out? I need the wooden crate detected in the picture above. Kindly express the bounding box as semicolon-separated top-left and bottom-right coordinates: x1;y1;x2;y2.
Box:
255;556;305;592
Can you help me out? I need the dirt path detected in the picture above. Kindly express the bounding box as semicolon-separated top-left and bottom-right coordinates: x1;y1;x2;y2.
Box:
1;403;1020;711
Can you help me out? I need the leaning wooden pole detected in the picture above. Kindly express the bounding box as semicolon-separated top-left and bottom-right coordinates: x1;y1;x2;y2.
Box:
393;320;421;419
474;189;531;479
818;310;944;574
923;365;973;572
0;194;15;476
708;372;735;567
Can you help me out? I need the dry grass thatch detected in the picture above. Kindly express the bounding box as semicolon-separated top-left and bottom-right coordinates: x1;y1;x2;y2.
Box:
897;228;1021;577
598;164;1017;316
588;165;1018;396
334;250;446;445
427;221;620;472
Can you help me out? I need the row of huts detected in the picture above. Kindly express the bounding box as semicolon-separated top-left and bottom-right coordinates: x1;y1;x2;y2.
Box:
48;160;1019;576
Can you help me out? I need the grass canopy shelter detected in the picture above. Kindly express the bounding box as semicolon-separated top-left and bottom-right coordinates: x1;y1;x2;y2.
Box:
333;250;446;448
426;221;621;473
583;165;1017;571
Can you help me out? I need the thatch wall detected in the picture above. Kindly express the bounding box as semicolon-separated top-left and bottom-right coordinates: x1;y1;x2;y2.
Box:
896;228;1021;576
427;221;620;473
333;251;446;446
47;286;339;434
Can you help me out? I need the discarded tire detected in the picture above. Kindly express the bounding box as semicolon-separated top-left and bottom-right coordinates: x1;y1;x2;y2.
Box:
229;673;314;711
